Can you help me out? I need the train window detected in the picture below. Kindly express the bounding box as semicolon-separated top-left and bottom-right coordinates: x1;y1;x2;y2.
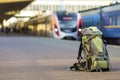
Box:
43;5;45;10
83;21;86;27
97;19;100;26
117;16;120;25
84;20;86;27
86;19;89;26
96;19;99;26
83;20;86;27
57;13;77;21
93;19;96;26
82;21;84;27
91;19;94;26
83;20;85;27
92;19;94;26
94;19;97;26
86;20;88;27
89;19;91;26
109;16;115;25
89;19;92;26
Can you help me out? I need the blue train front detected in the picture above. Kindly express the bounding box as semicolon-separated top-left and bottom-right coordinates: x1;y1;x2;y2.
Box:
79;3;120;44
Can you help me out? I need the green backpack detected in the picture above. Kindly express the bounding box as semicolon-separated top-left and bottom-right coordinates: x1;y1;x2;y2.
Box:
71;27;111;72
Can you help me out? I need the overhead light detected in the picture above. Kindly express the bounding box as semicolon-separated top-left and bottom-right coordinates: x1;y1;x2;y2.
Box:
5;10;19;15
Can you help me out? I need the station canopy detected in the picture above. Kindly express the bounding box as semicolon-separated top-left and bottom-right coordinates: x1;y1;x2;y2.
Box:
0;0;34;22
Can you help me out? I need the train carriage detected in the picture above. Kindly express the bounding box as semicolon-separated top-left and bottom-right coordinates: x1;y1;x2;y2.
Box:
80;9;101;29
24;11;82;40
102;4;120;39
79;3;120;44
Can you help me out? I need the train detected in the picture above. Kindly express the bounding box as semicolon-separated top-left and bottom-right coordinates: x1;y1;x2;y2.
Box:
23;11;82;40
52;11;82;40
79;3;120;44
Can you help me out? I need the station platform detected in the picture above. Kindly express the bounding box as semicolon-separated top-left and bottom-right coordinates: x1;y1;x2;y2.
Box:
0;32;22;36
0;32;33;37
0;36;119;80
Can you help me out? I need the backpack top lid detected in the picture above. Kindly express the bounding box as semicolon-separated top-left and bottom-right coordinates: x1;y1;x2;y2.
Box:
81;26;102;36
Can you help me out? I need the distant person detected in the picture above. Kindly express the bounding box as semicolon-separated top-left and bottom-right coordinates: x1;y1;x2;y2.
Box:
5;27;10;34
